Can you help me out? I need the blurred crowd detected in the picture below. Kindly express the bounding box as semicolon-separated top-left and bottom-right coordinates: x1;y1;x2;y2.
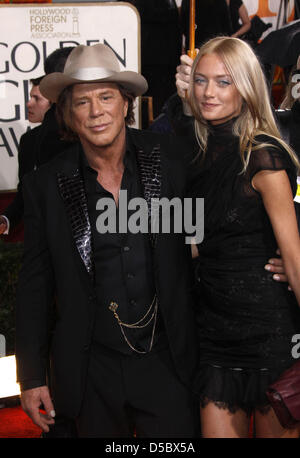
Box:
125;0;255;118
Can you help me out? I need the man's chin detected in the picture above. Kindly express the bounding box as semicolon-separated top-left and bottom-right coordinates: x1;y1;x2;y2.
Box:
83;135;115;150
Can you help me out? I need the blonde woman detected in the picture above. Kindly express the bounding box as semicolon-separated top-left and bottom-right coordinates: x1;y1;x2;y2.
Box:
176;36;300;438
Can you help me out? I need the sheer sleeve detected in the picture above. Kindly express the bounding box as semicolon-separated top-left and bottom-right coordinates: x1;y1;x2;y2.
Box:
247;135;298;196
231;0;243;8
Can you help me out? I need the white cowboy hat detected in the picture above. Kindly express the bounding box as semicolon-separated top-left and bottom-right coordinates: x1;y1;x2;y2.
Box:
40;43;148;102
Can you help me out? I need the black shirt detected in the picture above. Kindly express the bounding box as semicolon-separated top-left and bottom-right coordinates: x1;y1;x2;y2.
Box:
81;137;167;355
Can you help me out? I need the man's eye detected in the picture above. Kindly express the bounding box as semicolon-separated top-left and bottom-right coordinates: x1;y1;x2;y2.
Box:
76;100;87;106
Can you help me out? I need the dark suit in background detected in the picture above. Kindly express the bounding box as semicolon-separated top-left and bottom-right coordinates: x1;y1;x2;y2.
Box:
127;0;182;118
180;0;231;50
3;106;71;231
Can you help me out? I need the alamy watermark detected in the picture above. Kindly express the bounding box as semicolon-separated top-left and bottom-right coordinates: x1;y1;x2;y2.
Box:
95;191;204;244
292;334;300;359
291;73;300;100
0;334;5;357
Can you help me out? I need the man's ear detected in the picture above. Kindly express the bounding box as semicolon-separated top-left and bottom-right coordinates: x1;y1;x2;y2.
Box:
124;98;129;119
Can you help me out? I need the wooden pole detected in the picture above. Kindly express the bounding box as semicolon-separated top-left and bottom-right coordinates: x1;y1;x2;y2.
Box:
188;0;197;59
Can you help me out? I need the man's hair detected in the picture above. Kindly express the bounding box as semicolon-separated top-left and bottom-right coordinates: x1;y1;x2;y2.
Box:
56;84;136;142
30;76;44;86
44;47;75;74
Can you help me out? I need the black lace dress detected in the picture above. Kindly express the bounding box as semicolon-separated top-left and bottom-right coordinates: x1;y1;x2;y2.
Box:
191;120;300;414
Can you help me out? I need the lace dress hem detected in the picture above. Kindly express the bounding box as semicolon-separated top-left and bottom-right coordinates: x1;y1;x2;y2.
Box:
194;363;289;416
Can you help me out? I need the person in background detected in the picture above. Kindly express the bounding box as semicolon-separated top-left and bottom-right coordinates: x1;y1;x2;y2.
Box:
0;47;74;236
280;56;300;110
180;0;231;51
27;77;51;124
225;0;251;39
277;56;300;226
126;0;182;119
0;76;50;235
277;56;300;156
180;0;250;52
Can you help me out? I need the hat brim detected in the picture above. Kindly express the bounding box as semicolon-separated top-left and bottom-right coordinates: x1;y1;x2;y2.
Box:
40;70;148;102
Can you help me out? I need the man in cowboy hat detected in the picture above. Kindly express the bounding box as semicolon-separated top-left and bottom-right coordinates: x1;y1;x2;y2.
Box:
15;43;199;438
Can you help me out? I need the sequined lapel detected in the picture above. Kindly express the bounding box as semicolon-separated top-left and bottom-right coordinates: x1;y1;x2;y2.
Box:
57;169;94;278
136;144;162;248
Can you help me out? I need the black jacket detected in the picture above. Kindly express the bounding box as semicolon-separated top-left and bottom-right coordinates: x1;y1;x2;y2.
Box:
276;101;300;158
16;128;198;418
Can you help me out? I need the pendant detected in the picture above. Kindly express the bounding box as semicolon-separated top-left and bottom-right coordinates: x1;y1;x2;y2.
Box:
109;301;118;312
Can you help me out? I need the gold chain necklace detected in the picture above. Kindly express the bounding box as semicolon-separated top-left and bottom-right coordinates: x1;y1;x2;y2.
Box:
109;295;158;354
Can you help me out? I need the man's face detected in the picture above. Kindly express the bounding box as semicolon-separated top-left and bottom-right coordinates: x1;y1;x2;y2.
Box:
27;85;51;123
70;82;128;152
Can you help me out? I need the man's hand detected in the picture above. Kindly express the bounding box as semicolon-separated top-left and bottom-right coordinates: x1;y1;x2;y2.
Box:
0;216;8;235
175;54;194;100
21;385;56;433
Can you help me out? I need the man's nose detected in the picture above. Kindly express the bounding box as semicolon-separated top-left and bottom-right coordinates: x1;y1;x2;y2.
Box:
27;98;34;108
90;99;104;117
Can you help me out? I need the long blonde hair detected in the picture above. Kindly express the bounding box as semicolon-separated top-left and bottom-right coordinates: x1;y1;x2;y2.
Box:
188;36;300;173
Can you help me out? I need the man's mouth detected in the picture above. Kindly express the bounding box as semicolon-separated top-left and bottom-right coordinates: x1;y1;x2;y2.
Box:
89;123;110;132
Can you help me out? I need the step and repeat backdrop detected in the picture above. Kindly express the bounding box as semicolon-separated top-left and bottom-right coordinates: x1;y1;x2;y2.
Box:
0;2;140;191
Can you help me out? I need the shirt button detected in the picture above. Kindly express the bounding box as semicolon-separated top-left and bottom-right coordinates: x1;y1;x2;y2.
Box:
127;273;134;279
123;246;130;252
84;342;91;351
130;299;137;306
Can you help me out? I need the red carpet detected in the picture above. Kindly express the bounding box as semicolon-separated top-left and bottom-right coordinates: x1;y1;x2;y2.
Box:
0;406;42;438
0;404;253;438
